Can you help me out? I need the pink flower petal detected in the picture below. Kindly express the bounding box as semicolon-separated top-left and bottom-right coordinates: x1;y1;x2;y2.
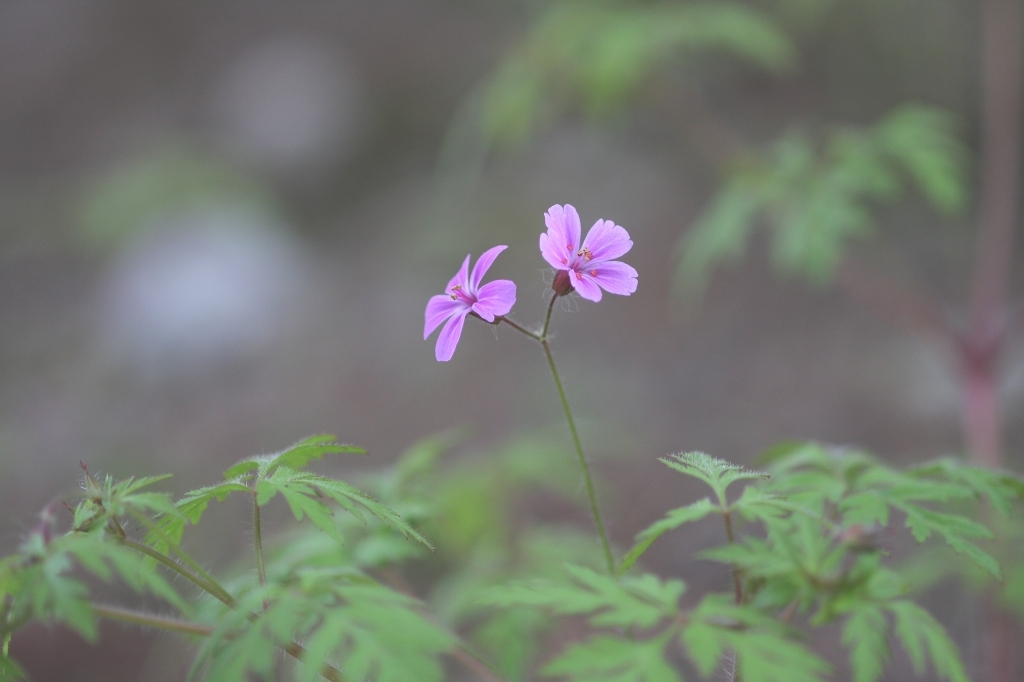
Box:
469;245;508;291
582;220;632;263
588;259;638;296
570;269;603;302
435;309;469;361
472;279;516;321
545;204;582;255
424;294;464;339
540;231;570;270
446;254;471;293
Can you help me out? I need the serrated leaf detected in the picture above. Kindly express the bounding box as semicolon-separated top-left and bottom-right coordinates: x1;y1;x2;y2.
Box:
258;468;432;550
842;606;889;682
660;452;768;503
222;459;260;480
146;480;252;552
839;492;890;527
479;564;682;629
911;459;1024;517
542;634;680;682
618;498;717;575
889;600;968;682
897;504;1000;577
683;597;829;682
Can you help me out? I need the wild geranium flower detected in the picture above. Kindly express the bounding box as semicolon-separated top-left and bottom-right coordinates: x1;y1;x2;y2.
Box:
424;245;517;362
540;204;637;301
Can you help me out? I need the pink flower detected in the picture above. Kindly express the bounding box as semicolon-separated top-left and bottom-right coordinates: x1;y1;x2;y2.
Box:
424;245;517;362
539;204;637;302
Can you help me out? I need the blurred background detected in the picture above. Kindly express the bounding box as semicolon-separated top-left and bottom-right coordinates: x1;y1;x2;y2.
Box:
1;0;1021;680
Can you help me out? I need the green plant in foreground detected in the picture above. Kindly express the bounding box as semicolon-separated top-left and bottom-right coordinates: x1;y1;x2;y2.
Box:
3;202;1024;681
1;435;1020;681
477;445;1023;682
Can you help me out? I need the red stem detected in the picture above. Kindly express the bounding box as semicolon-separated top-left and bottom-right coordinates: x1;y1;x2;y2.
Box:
962;0;1022;471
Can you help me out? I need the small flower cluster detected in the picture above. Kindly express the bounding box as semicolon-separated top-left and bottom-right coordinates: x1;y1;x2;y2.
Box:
424;204;638;361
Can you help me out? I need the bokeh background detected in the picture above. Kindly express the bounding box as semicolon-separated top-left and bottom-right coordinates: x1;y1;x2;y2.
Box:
1;1;1021;680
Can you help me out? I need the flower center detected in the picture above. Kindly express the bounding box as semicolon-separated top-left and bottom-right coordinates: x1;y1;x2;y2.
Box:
449;284;473;303
578;246;593;261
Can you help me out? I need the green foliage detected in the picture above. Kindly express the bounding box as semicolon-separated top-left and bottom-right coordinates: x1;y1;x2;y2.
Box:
542;634;680;682
0;432;1016;682
148;434;431;554
889;600;968;682
678;105;968;296
602;442;999;682
192;574;453;682
617;498;716;575
480;563;684;628
480;564;684;681
683;596;830;682
79;143;273;249
660;452;769;504
479;0;795;147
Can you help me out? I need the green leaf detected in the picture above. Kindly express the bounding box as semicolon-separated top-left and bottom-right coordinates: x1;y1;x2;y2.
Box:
896;503;1000;577
195;578;452;682
842;605;889;682
258;467;433;550
224;434;366;479
660;452;768;504
0;655;26;682
838;492;890;527
479;564;682;629
875;106;968;214
683;596;830;682
910;459;1024;517
146;480;251;552
542;634;680;682
677;105;968;295
618;498;717;575
889;600;968;682
478;1;794;146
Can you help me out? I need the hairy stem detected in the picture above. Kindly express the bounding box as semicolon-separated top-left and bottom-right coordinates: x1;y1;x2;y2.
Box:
124;509;235;607
91;604;346;681
92;603;213;637
497;315;541;340
498;293;615;574
252;492;272;612
722;511;743;605
252;494;268;590
119;537;234;608
541;338;615;574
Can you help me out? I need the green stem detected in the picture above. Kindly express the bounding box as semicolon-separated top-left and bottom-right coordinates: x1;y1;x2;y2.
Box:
541;339;614;574
91;603;346;681
124;509;235;607
722;511;743;605
119;537;234;608
252;492;272;612
540;291;559;338
500;292;615;575
497;315;541;340
92;603;213;637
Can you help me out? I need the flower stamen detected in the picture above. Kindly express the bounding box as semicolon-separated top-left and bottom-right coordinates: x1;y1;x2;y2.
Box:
578;247;593;261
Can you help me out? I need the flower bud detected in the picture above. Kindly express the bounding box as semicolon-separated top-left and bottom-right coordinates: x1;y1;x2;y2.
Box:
552;269;574;296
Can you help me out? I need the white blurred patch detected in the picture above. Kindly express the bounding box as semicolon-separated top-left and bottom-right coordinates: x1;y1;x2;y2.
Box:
211;37;365;175
98;207;312;374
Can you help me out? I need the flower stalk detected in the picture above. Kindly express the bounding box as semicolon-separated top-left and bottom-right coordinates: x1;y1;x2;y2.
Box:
501;292;615;575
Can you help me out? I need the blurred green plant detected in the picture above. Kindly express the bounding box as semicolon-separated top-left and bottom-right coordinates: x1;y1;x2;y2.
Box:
79;143;274;249
677;106;967;296
2;434;1019;681
478;0;796;149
